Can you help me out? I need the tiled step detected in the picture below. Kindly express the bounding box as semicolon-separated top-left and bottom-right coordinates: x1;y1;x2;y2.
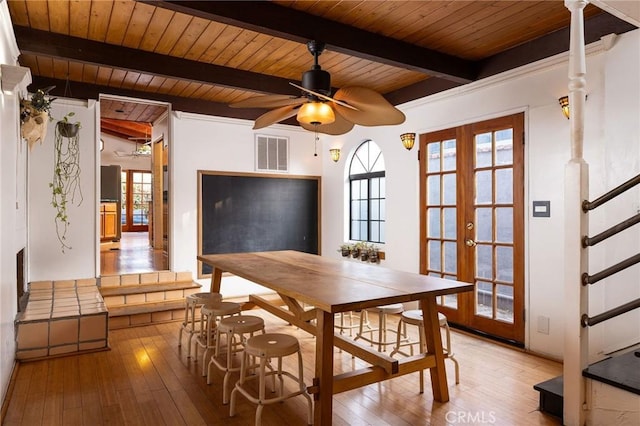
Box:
15;278;109;361
99;271;201;330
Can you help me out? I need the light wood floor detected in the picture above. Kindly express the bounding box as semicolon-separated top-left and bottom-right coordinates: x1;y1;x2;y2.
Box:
3;309;562;426
101;232;167;275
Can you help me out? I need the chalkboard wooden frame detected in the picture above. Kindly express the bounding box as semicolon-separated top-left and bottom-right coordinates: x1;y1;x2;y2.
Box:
197;171;321;278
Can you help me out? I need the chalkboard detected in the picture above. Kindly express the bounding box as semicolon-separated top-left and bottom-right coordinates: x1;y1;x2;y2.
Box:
198;171;320;277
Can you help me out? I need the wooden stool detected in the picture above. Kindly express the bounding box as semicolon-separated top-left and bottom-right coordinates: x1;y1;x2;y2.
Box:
390;310;460;392
208;315;265;403
354;303;405;352
195;301;242;376
334;311;361;337
178;292;222;358
230;333;313;426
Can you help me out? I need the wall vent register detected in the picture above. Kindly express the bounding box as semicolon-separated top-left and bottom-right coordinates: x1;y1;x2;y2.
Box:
256;135;288;172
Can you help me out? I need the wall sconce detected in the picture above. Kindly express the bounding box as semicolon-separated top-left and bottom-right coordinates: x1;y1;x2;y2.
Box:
329;148;341;162
400;132;416;150
558;96;570;119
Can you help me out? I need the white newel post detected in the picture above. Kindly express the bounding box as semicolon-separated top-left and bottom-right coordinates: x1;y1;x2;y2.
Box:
563;1;589;425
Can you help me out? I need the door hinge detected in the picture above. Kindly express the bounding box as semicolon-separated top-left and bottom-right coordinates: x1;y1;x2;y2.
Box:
523;308;526;322
417;149;420;161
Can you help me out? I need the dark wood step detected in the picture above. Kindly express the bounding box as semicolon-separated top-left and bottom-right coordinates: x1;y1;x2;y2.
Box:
533;375;563;419
583;349;640;395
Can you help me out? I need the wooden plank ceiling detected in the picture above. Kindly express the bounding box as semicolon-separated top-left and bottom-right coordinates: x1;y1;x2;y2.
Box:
7;0;637;140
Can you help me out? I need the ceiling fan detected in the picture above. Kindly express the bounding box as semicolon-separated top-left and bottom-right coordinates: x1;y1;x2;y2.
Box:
229;41;405;135
114;136;151;158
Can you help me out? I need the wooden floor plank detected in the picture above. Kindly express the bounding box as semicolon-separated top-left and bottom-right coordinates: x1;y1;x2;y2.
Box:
4;309;563;425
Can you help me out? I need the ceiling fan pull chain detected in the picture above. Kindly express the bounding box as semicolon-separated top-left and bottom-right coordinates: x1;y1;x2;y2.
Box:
314;126;319;157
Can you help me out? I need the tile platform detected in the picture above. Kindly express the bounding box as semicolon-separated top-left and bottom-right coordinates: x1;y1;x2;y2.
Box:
15;278;109;361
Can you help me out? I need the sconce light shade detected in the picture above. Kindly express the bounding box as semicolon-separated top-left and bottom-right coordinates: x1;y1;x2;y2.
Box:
297;102;335;125
558;96;570;119
329;148;341;162
400;132;416;150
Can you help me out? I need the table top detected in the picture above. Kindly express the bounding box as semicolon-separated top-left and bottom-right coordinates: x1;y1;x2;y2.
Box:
198;250;474;313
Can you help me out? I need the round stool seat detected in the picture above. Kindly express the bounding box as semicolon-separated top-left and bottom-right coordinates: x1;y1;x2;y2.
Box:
218;315;265;335
201;301;242;317
244;333;300;358
401;310;448;326
190;292;223;304
369;303;404;314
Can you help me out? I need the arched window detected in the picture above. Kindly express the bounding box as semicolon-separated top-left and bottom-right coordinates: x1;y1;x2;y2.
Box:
349;140;385;243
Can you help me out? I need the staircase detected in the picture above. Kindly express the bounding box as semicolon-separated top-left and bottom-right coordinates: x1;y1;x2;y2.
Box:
100;271;202;329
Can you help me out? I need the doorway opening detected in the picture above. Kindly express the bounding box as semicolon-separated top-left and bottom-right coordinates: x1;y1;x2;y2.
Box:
98;95;170;275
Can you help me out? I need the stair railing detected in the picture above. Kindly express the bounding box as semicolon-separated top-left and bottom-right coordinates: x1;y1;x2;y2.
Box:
580;173;640;328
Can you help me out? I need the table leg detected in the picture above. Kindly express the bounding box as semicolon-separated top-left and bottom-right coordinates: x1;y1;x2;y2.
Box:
421;296;450;402
314;310;335;425
209;267;223;293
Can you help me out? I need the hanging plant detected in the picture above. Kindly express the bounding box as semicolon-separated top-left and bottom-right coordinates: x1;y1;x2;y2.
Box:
19;86;56;150
50;111;83;252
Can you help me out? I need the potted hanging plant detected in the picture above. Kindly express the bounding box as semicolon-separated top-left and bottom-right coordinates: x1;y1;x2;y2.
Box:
20;86;56;149
338;243;352;257
50;111;83;252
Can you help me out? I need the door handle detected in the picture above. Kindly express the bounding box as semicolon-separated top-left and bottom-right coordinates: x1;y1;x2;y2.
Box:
465;239;477;247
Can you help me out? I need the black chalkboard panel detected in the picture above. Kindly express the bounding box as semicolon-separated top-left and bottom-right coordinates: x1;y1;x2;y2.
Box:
198;171;320;276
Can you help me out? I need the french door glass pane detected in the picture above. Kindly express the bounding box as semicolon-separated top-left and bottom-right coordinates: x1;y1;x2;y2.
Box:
427;175;440;205
496;207;513;242
496;246;513;282
476;244;493;280
443;208;456;239
475;132;492;167
495;129;513;165
428;143;441;172
428;241;441;270
476;170;492;204
121;171;127;224
442;139;457;171
443;242;457;274
496;168;513;203
442;173;456;204
476;208;492;242
496;284;514;323
476;280;493;317
427;208;440;238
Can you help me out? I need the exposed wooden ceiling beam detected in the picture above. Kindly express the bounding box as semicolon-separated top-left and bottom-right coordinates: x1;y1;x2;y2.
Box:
13;26;300;97
29;76;298;125
144;0;477;84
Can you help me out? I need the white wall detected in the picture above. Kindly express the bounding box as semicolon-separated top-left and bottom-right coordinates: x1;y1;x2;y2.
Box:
320;30;640;360
0;0;27;404
28;99;98;282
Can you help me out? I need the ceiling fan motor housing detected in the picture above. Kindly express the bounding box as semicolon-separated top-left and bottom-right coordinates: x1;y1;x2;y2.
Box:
301;68;331;98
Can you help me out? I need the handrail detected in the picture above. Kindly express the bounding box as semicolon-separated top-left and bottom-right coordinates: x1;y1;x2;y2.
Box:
582;213;640;247
582;253;640;285
582;174;640;212
581;298;640;327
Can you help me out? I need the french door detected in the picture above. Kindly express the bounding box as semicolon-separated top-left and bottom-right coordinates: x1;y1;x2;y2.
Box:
121;170;152;232
419;113;524;344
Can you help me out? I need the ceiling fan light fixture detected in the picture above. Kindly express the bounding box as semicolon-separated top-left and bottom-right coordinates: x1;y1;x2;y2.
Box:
297;102;335;125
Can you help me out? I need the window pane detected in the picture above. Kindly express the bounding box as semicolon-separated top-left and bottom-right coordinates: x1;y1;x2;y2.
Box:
371;177;379;198
427;175;440;205
360;182;368;198
351;201;360;220
443;241;457;274
351;221;360;240
475;132;492;168
496;284;514;323
476;244;493;280
379;178;386;198
442;139;456;171
380;201;386;221
359;221;367;240
371;223;379;242
442;173;456;205
359;200;368;218
428;240;441;271
427;208;441;238
476;208;493;242
370;200;379;220
379;222;385;242
475;170;492;204
476;281;493;318
495;129;513;165
496;207;513;243
496;246;513;282
443;207;456;239
427;143;441;173
495;168;513;203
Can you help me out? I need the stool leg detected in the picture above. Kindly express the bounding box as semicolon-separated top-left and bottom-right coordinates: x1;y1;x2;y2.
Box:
229;348;246;417
390;319;403;357
222;332;235;404
442;322;460;384
418;327;425;393
297;350;313;425
377;311;384;352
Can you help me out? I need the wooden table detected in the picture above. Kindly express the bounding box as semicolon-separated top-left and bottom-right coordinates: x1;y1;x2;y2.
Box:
198;250;474;425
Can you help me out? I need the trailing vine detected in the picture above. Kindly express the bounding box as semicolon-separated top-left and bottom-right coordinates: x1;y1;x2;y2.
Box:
50;113;83;252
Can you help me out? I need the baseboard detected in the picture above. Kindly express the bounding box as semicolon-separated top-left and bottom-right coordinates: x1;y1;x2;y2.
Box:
0;360;19;423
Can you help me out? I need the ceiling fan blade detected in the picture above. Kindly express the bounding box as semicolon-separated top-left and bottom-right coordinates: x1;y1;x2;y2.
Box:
253;104;299;130
299;111;355;135
289;82;358;111
333;87;406;126
230;94;305;109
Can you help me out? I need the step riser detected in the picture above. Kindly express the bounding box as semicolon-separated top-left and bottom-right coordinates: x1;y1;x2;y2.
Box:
109;308;184;330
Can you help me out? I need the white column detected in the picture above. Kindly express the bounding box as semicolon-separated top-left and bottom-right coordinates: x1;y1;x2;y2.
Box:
563;1;589;425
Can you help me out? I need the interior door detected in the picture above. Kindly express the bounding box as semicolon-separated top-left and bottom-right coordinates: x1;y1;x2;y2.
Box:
420;113;524;344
